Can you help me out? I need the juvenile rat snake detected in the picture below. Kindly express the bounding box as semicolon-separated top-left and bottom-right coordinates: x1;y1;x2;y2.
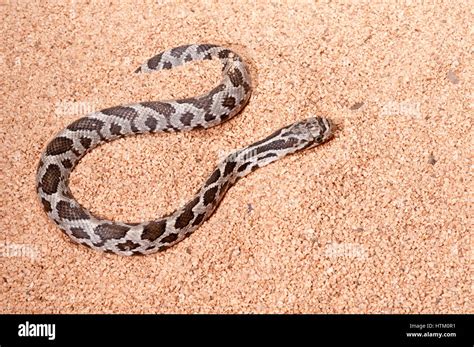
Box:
36;44;333;255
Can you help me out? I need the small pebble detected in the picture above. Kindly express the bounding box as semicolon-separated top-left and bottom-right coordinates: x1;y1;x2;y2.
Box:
350;102;364;110
447;70;459;84
428;152;437;165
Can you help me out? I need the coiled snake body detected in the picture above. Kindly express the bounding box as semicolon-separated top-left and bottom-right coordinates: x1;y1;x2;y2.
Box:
36;44;333;255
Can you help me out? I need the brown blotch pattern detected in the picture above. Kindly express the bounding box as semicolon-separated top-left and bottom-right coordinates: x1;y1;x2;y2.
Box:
93;240;105;247
117;240;141;252
102;106;138;120
94;223;130;240
197;44;218;54
145;116;157;131
157;245;169;252
61;188;73;199
228;68;244;87
220;181;229;194
259;152;278;160
224;161;237;176
242;81;251;95
170;44;191;58
41;198;52;213
175;196;200;229
46;137;73;155
141;220;167;242
61;159;73;169
179;112;195;126
161;233;179;244
141;102;176;117
40;164;61;195
237;162;251;172
204;113;216;122
192;213;206;226
57;200;89;220
110;123;122;136
68;117;104;132
147;52;163;70
222;96;236;109
203;186;219;206
205;169;221;186
70;227;90;239
80;137;92;149
220;112;232;122
255;138;298;155
145;244;157;251
218;49;232;59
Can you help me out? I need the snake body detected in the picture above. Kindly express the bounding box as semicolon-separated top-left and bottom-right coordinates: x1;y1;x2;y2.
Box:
36;44;333;255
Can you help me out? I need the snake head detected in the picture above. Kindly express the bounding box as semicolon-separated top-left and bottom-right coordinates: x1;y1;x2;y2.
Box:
284;116;333;150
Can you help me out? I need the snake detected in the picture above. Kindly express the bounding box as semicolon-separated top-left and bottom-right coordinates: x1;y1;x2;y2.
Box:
36;44;333;256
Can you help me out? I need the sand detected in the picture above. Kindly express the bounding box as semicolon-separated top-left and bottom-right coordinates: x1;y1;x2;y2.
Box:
1;0;472;313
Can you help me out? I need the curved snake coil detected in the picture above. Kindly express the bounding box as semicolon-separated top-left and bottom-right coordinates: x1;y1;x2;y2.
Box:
36;44;333;255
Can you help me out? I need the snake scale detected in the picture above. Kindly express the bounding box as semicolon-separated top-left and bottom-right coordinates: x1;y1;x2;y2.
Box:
36;44;333;255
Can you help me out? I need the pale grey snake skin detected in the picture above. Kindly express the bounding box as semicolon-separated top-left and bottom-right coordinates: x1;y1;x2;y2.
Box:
36;44;333;256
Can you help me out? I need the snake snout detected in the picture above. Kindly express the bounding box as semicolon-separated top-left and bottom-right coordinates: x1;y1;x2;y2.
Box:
320;117;333;141
298;116;333;150
307;116;333;142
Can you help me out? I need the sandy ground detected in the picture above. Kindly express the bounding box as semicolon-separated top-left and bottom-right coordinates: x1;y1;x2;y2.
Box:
1;1;472;313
